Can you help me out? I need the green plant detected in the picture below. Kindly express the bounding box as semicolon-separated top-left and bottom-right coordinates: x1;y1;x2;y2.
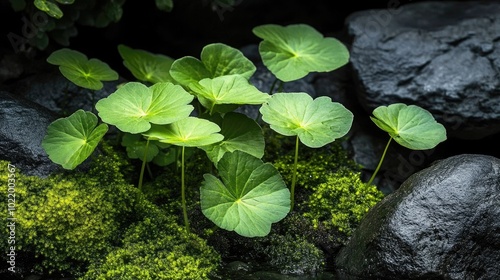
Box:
260;92;353;210
41;23;354;240
367;103;447;185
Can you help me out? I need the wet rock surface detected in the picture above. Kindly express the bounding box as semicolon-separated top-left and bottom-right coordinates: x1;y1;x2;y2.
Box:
0;91;61;177
346;1;500;139
336;154;500;279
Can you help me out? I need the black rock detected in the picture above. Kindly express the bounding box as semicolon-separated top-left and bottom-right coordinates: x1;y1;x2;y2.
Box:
336;154;500;280
346;1;500;139
0;91;62;177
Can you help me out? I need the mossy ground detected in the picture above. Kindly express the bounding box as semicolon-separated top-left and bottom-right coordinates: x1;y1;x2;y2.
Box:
0;126;383;278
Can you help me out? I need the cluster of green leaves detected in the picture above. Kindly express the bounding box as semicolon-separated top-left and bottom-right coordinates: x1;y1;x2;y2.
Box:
41;22;447;243
43;23;351;238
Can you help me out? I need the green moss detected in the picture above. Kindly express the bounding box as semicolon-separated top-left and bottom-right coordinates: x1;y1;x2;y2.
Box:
0;143;154;276
264;233;325;275
82;210;220;280
303;168;384;237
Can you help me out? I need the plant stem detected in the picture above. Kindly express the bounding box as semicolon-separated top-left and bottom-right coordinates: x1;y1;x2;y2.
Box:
269;78;278;94
181;146;190;233
277;80;284;92
367;137;393;186
290;135;300;211
138;139;150;191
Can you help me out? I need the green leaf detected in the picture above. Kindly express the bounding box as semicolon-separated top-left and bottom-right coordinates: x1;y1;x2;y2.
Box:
95;82;194;134
370;103;447;150
190;74;269;113
155;0;173;12
142;117;223;147
170;43;256;86
260;92;353;148
121;133;159;162
253;24;350;82
46;48;118;90
200;151;290;237
118;44;175;83
200;112;265;166
55;0;74;4
42;110;108;170
35;0;63;19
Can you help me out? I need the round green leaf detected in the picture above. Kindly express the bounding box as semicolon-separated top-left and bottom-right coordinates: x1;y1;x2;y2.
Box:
201;151;290;237
200;112;265;166
370;103;447;150
42;110;108;170
189;74;269;113
170;43;256;86
95;82;194;134
253;24;350;82
118;44;175;84
47;48;118;90
260;92;353;148
142;117;223;147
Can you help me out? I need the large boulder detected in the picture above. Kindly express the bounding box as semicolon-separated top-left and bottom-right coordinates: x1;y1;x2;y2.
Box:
0;91;61;177
346;1;500;139
336;154;500;279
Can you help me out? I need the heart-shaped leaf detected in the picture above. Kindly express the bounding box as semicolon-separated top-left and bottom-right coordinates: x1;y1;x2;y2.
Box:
370;103;447;150
42;110;108;170
253;24;349;82
95;82;194;134
200;112;265;166
47;48;118;90
260;92;353;148
170;43;256;86
189;74;269;113
200;151;290;237
142;117;223;147
118;44;175;83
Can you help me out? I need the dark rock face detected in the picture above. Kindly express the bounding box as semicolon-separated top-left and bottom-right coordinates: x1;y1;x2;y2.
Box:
336;154;500;279
346;1;500;139
0;91;62;177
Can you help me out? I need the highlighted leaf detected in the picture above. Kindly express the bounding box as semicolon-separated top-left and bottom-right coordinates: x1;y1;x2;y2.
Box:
200;112;265;166
370;103;447;150
42;110;108;169
47;48;118;90
253;24;349;82
260;92;353;148
201;151;290;237
118;44;175;83
95;82;194;134
142;117;223;147
189;74;269;113
170;43;256;86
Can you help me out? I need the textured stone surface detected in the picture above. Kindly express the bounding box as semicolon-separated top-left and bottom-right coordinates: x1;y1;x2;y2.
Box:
0;91;62;177
336;154;500;279
346;1;500;139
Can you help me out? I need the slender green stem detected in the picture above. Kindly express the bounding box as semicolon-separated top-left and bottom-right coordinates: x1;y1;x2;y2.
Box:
290;135;300;211
181;146;190;233
138;139;150;191
277;80;284;92
367;137;393;186
269;78;278;94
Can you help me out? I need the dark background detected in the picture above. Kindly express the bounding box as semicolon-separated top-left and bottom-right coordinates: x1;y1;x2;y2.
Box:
1;0;479;73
